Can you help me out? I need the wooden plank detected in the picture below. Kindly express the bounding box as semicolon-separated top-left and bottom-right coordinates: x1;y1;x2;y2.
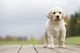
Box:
0;45;2;47
72;45;80;48
0;45;21;53
65;45;80;53
34;45;58;53
51;45;79;53
19;45;36;53
0;45;10;52
0;45;80;53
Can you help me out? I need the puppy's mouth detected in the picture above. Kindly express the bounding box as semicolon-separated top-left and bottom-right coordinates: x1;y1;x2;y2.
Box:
54;19;60;22
54;16;60;22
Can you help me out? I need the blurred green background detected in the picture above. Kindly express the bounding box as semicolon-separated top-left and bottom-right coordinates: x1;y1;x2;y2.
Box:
0;0;80;45
0;10;80;45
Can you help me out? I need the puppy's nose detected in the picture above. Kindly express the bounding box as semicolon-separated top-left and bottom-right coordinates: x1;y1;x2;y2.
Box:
56;16;59;19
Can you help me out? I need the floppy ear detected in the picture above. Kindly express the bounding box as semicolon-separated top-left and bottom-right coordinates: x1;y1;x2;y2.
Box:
47;10;52;19
62;11;65;19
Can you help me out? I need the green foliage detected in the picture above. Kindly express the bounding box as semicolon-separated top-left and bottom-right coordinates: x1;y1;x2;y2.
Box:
70;11;80;36
29;36;36;43
0;37;80;45
0;35;28;41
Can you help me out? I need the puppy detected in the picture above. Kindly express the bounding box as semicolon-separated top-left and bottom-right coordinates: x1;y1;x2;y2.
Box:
44;7;66;48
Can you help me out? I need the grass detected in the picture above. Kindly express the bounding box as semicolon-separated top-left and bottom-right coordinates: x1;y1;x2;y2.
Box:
65;37;80;45
0;41;41;45
54;37;80;45
0;37;80;45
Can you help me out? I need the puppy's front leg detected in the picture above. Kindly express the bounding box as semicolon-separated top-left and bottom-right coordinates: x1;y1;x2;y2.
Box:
59;30;66;47
47;33;54;48
43;32;48;48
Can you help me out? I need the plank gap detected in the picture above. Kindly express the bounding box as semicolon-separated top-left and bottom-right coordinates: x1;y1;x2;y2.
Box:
33;45;39;53
17;45;23;53
34;45;59;53
48;48;61;53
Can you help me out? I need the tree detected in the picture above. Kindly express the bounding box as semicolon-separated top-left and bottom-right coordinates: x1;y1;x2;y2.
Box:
70;11;80;36
5;35;17;41
29;36;36;43
0;36;4;41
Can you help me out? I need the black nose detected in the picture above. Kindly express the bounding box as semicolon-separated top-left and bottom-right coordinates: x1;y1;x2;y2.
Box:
56;16;59;19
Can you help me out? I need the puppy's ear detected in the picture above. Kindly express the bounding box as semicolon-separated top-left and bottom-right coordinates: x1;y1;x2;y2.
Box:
62;11;65;19
47;11;52;19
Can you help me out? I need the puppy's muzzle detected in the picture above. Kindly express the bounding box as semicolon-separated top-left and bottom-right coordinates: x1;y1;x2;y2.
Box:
56;16;59;19
56;16;60;21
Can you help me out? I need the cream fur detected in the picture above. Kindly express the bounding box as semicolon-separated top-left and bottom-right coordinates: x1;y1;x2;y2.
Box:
44;7;66;48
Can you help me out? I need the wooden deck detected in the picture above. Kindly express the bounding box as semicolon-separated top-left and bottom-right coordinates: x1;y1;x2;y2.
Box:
0;45;80;53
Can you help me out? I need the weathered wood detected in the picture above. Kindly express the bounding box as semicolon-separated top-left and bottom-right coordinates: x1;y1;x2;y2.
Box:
0;45;80;53
0;45;10;52
0;45;21;53
19;45;36;53
50;45;79;53
72;45;80;48
34;45;80;53
34;45;58;53
65;45;80;53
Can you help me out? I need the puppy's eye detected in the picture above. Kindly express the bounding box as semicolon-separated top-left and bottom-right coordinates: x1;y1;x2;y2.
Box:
59;12;61;14
53;12;56;14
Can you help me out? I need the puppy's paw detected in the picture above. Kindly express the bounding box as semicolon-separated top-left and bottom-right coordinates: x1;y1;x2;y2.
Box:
43;44;48;48
59;45;65;48
43;45;48;48
47;45;55;49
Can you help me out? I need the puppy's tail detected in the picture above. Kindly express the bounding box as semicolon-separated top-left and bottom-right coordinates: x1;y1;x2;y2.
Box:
64;22;67;25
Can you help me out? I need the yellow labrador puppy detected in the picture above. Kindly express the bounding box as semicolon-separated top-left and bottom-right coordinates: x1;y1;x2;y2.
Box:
44;7;66;48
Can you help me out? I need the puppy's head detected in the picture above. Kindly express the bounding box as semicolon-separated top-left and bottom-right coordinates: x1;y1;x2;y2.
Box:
47;7;65;22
